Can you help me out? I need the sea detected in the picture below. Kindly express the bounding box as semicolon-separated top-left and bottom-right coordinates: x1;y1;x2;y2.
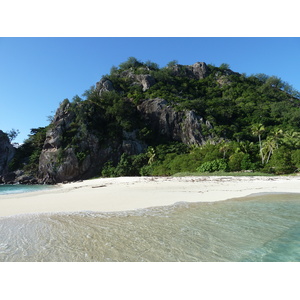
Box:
0;185;299;262
0;184;53;195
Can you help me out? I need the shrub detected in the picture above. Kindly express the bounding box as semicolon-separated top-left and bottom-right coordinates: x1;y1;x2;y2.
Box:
197;159;228;173
266;147;295;174
291;149;300;170
101;161;116;177
228;152;253;171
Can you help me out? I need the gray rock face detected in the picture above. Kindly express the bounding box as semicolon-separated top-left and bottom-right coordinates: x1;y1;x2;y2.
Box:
96;71;156;93
191;62;209;79
39;102;102;183
96;78;114;95
38;97;210;183
169;62;209;79
137;98;209;145
122;130;147;155
38;102;146;184
135;74;156;91
0;130;15;176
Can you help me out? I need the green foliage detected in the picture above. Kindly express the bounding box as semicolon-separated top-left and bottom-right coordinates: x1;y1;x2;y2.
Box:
76;151;89;164
265;147;295;174
9;127;47;175
145;60;159;70
119;57;143;70
228;152;253;171
197;159;228;173
101;161;116;177
166;60;178;68
219;63;230;69
101;153;148;177
291;149;300;170
6;128;20;142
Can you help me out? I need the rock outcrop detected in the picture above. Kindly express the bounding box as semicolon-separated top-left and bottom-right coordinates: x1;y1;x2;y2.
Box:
169;62;209;79
96;78;115;96
39;101;100;183
38;101;147;184
137;98;209;145
0;130;15;176
37;97;209;183
96;71;156;95
134;74;156;91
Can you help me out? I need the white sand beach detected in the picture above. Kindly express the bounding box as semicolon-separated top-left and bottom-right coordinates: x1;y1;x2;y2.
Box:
0;176;300;218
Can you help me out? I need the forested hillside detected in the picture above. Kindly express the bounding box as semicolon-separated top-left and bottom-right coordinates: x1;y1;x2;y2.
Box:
3;57;300;183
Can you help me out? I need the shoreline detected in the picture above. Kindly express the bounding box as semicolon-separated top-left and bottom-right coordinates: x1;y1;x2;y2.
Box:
0;176;300;218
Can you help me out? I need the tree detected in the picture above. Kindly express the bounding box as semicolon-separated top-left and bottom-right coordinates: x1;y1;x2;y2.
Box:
6;128;20;142
265;76;284;89
261;137;276;164
145;60;159;70
166;60;178;68
267;147;294;174
254;73;269;83
72;95;82;103
251;123;265;164
82;86;96;100
219;63;230;70
270;128;283;148
219;142;230;159
282;130;300;148
291;149;300;170
228;152;248;171
119;57;143;70
146;146;156;165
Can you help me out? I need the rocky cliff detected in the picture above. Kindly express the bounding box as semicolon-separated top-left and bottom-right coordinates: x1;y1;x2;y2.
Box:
38;101;148;184
0;130;15;181
137;98;210;145
37;96;209;183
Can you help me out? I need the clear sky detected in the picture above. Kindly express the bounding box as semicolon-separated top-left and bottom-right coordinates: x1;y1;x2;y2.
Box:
0;37;299;144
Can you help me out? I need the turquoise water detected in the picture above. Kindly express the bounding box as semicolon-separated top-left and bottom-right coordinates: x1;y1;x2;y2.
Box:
0;192;299;262
0;184;52;195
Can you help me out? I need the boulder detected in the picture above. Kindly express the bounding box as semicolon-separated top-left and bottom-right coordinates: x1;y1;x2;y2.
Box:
135;74;156;91
1;172;16;184
96;78;114;96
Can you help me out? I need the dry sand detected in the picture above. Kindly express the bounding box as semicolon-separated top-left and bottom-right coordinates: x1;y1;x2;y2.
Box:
0;176;300;217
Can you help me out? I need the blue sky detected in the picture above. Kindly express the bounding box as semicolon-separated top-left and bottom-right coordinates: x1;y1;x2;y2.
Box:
0;37;299;144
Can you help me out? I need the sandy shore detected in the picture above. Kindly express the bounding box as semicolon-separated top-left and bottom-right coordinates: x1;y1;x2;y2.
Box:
0;176;300;217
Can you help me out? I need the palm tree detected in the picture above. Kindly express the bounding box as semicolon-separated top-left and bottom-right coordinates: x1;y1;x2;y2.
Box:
251;123;265;164
146;147;156;165
282;131;300;148
262;137;277;164
270;128;283;149
219;142;230;159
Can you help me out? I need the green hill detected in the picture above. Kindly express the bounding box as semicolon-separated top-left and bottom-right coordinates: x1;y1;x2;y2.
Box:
4;57;300;183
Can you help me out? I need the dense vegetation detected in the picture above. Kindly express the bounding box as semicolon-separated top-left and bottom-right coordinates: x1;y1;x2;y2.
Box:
9;57;300;178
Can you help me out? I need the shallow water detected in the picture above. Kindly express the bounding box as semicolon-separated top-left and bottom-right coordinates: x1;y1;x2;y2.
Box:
0;184;53;195
0;193;299;262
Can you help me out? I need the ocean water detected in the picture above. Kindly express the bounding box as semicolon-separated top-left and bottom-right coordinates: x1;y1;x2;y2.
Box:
0;193;299;262
0;184;53;195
